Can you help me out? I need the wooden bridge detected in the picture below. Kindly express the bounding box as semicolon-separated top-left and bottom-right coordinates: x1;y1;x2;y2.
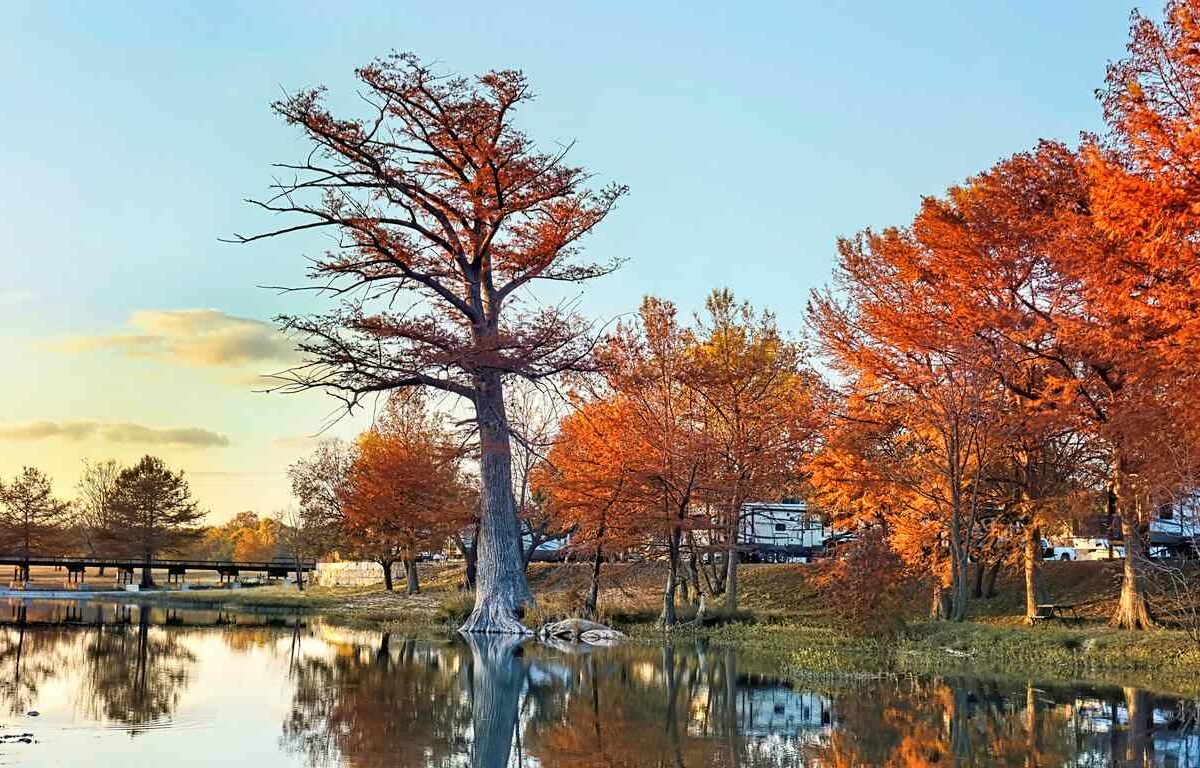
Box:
0;554;316;585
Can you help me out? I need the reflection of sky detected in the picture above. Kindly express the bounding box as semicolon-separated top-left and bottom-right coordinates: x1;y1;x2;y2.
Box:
8;631;305;767
1;602;1199;768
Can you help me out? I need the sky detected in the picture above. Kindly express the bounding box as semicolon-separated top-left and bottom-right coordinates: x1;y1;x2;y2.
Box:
0;0;1146;521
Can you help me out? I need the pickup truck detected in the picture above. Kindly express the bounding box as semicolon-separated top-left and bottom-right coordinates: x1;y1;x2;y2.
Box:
1043;544;1078;561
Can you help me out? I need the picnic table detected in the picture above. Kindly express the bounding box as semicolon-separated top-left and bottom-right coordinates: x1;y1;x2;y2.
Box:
1032;603;1083;625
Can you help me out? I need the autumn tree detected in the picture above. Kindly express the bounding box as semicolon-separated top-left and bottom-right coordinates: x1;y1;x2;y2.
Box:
535;396;644;618
105;456;205;588
597;297;710;627
901;142;1179;628
340;392;472;593
0;467;71;583
1086;0;1200;627
686;289;823;612
288;438;353;564
238;53;625;633
1087;0;1200;380
809;231;1009;621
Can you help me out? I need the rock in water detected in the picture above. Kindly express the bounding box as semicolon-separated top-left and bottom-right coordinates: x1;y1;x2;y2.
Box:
578;628;624;646
541;618;625;644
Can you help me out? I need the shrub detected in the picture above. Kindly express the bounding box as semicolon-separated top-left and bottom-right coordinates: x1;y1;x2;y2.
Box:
436;592;475;625
814;529;922;637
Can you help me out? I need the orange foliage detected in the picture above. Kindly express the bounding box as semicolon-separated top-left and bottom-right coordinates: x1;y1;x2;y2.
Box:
339;392;472;590
535;397;644;556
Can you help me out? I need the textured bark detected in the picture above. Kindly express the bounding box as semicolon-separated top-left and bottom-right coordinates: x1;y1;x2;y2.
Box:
1110;466;1155;630
660;525;682;627
404;557;420;595
686;549;701;609
947;489;969;622
1024;526;1050;621
930;582;952;620
380;560;395;592
454;526;479;589
584;543;603;619
724;537;740;614
464;633;527;768
460;377;534;634
983;559;1001;599
1112;519;1155;629
140;554;155;589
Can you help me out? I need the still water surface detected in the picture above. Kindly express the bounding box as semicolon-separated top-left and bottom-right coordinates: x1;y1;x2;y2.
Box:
0;598;1195;767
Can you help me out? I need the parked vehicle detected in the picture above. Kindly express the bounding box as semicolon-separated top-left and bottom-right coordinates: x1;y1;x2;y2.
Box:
1044;544;1078;561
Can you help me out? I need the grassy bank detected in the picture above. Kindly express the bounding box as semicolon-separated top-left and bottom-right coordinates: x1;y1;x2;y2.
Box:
57;559;1200;693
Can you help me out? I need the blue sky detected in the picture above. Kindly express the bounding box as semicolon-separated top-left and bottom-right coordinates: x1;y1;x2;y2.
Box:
0;1;1145;518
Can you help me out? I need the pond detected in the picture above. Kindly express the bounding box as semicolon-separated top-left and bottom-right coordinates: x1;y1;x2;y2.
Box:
0;598;1195;767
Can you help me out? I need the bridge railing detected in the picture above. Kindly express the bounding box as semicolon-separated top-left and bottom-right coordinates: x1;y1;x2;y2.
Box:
0;554;317;570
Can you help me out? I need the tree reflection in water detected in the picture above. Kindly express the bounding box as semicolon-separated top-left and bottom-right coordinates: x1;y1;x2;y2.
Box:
0;602;1192;767
0;605;67;715
277;630;1200;768
281;632;475;767
77;608;196;733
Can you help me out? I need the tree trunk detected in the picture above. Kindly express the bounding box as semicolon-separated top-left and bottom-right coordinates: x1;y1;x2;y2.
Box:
140;552;154;589
292;542;306;592
724;536;739;614
983;559;1001;599
381;560;395;591
522;526;540;571
1110;467;1154;630
930;580;953;620
948;502;968;622
1112;518;1155;629
463;633;526;768
972;559;986;599
405;557;420;595
461;375;534;634
1024;525;1050;622
584;543;603;620
454;527;479;589
686;549;702;609
660;525;682;628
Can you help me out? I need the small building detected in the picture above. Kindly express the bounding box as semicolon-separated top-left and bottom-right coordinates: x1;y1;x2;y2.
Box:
737;501;827;562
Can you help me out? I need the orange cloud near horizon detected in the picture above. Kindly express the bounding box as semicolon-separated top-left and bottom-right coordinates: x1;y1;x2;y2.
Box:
53;309;298;369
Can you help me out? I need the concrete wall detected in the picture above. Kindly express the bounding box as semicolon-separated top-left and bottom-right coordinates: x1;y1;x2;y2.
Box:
313;560;400;587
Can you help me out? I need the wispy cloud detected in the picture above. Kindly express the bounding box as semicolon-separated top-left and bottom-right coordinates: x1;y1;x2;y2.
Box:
56;309;297;368
271;434;321;450
0;420;230;448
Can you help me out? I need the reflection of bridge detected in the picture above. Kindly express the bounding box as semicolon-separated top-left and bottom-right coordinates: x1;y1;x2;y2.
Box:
2;600;308;629
0;554;316;585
